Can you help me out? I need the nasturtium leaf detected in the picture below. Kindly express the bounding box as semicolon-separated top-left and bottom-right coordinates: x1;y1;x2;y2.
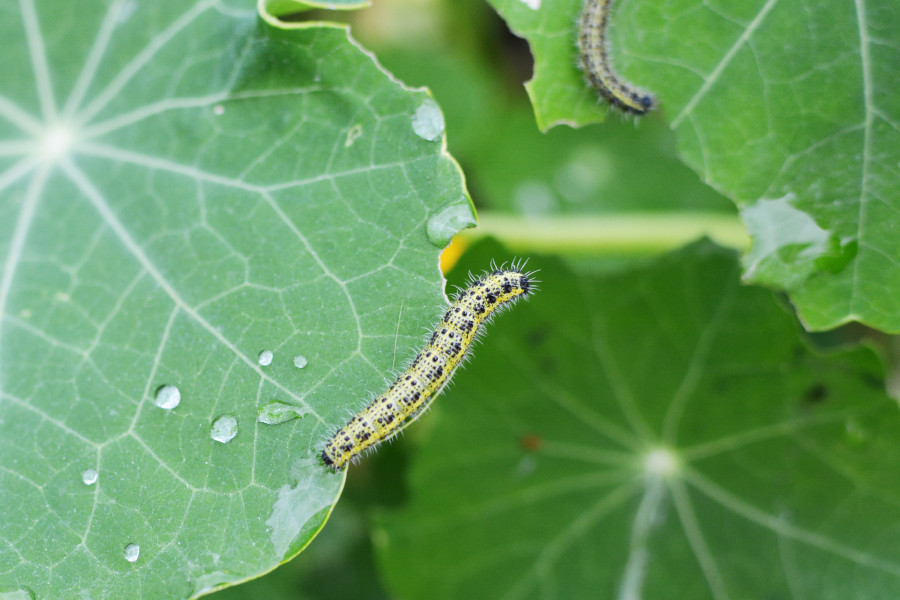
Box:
490;0;900;332
376;239;900;599
0;1;471;598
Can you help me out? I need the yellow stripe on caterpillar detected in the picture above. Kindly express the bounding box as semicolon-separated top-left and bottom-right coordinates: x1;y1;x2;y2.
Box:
578;0;656;115
321;262;537;471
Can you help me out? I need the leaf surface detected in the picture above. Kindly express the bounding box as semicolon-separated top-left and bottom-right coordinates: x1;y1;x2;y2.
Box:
0;1;471;597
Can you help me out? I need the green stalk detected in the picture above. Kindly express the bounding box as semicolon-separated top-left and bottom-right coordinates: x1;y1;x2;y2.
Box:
462;212;748;254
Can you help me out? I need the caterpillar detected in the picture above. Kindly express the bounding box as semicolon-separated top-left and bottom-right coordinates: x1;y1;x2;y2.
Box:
578;0;656;115
321;262;537;471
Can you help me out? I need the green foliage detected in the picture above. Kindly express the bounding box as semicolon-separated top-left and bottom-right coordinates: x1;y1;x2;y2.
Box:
0;1;469;597
2;0;899;598
490;0;900;331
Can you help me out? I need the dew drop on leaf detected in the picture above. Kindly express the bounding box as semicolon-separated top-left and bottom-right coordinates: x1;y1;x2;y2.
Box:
153;385;180;410
258;350;274;366
210;415;238;444
258;401;309;425
123;543;140;563
81;469;98;485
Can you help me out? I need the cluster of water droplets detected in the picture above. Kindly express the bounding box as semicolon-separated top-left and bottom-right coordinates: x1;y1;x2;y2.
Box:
109;347;315;563
258;349;307;369
146;348;316;445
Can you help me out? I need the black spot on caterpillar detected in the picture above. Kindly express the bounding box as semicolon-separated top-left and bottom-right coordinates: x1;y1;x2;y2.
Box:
321;261;538;471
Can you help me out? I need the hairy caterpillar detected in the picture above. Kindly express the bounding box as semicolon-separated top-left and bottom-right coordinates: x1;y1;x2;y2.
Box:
321;262;537;471
578;0;656;115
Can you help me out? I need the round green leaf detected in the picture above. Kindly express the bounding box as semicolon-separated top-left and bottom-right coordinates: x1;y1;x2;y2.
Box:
0;1;472;597
376;240;900;599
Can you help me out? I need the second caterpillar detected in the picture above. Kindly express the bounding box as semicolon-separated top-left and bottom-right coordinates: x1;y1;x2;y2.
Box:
578;0;657;115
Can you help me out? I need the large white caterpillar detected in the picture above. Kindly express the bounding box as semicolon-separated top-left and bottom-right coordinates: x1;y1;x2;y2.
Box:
321;263;537;471
578;0;657;115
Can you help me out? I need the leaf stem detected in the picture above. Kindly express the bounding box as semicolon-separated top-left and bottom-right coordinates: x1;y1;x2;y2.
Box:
461;212;748;254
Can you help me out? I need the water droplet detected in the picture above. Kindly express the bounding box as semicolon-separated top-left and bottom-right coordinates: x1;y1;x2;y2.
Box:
293;355;308;369
411;98;444;141
258;350;274;366
426;203;477;247
210;415;238;443
258;401;310;425
124;543;140;562
81;468;98;485
154;385;181;410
